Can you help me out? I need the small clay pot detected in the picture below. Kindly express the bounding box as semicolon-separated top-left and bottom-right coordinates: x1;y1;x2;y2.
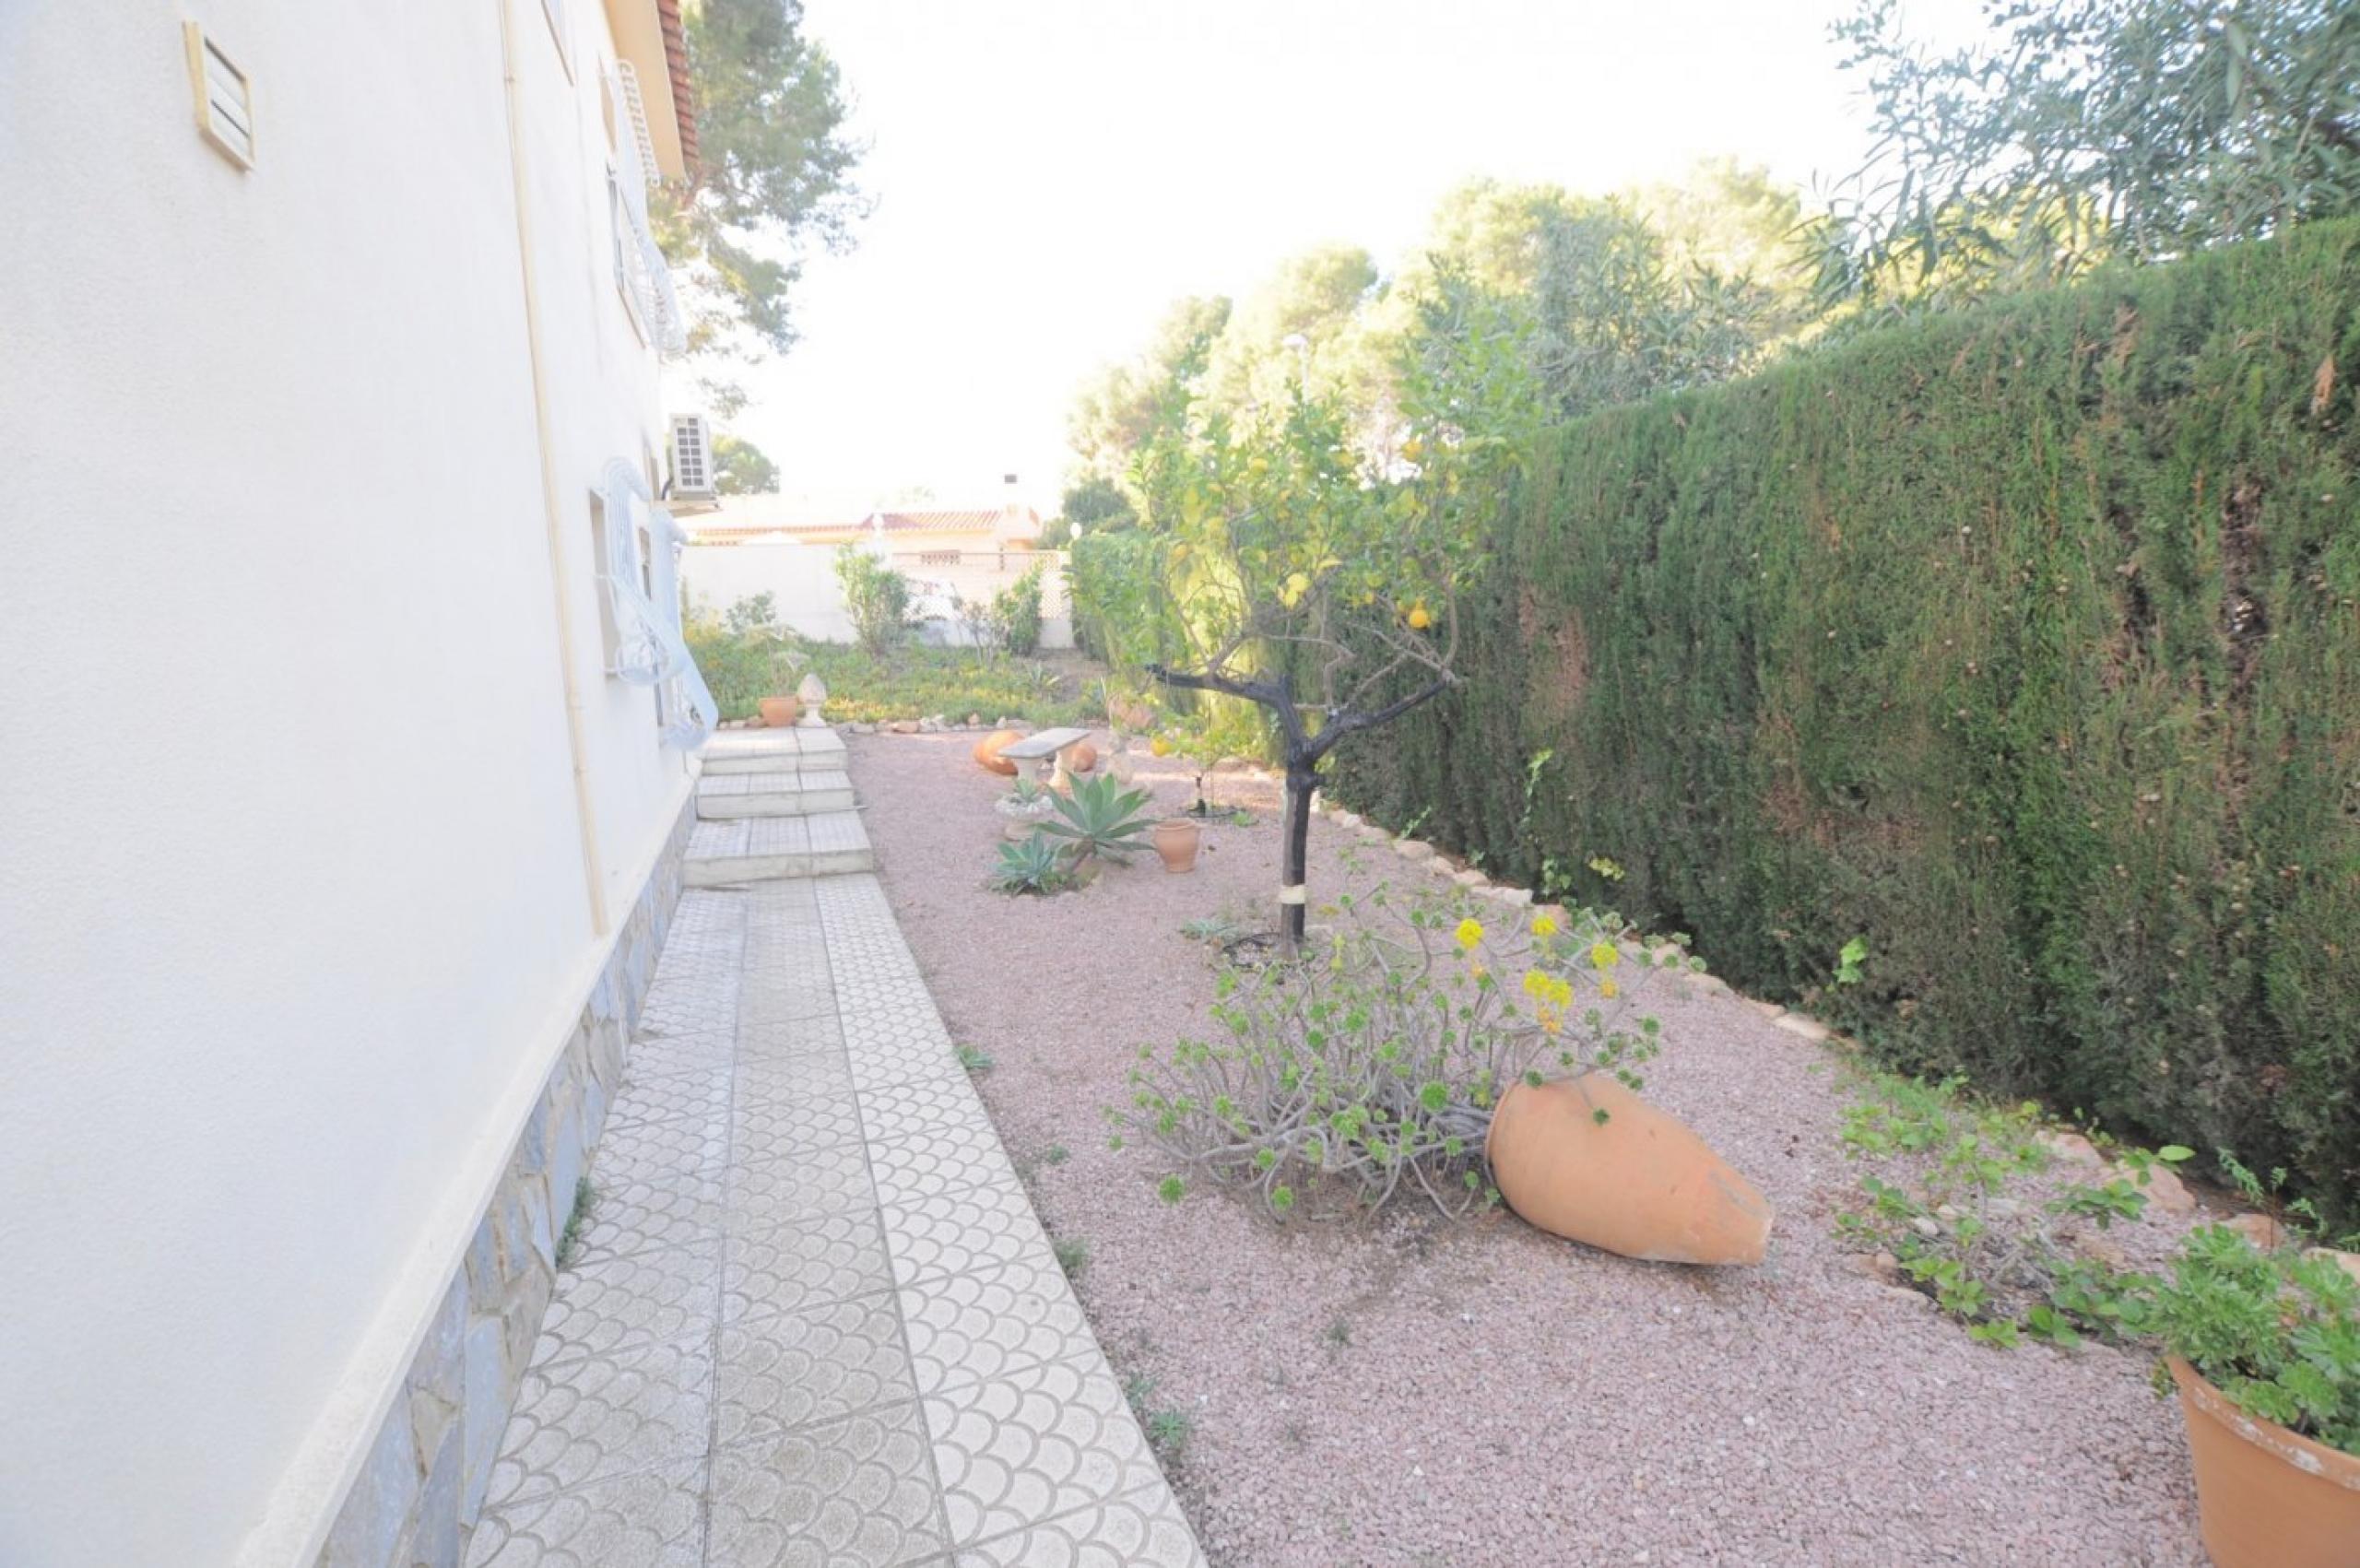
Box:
2170;1356;2360;1568
1485;1073;1772;1266
1067;741;1099;774
1150;818;1201;873
974;729;1023;776
757;695;798;728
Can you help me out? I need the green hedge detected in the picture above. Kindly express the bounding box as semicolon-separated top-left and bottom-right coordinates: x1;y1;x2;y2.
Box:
1335;223;2360;1221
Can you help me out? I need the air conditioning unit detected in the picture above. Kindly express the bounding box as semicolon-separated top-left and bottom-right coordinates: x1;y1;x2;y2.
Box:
668;413;715;501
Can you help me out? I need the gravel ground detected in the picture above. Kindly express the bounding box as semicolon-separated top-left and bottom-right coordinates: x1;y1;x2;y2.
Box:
846;730;2209;1568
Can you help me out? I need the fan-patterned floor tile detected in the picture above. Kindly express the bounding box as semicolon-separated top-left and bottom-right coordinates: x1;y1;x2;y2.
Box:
868;1121;1013;1207
714;1293;916;1448
898;1255;1099;1395
605;1067;732;1129
919;1353;1164;1547
878;1176;1060;1289
705;1402;949;1568
571;1168;726;1264
727;1141;878;1229
591;1112;731;1187
464;858;1198;1568
858;1077;992;1141
950;1483;1205;1568
464;1460;707;1568
723;1210;899;1324
533;1240;720;1366
731;1088;867;1161
482;1337;714;1507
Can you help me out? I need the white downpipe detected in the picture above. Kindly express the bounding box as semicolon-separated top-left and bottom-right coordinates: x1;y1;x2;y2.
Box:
499;0;609;935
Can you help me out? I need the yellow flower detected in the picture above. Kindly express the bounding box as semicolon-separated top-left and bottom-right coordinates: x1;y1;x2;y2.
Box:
1407;601;1434;631
1521;970;1548;999
1549;976;1574;1008
1454;918;1484;951
1599;978;1620;1000
1531;914;1560;938
1541;1013;1563;1036
1590;941;1620;970
1149;736;1174;758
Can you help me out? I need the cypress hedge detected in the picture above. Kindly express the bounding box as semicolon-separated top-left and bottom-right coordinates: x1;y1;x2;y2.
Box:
1333;222;2360;1221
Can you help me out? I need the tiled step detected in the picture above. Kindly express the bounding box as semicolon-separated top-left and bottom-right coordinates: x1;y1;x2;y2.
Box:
694;768;856;819
683;808;874;886
697;725;848;776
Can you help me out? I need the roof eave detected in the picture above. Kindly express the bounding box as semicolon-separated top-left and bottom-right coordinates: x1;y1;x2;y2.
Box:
607;0;696;180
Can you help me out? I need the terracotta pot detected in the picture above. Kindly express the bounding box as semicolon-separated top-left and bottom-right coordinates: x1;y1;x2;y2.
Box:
1150;818;1200;873
757;695;798;728
1484;1074;1772;1266
974;729;1023;776
2170;1356;2360;1568
1067;741;1099;774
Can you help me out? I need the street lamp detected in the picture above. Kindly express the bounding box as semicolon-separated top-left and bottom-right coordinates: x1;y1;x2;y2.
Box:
1280;331;1310;387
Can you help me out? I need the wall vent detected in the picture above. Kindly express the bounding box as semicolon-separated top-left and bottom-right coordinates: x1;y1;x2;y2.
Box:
183;24;255;170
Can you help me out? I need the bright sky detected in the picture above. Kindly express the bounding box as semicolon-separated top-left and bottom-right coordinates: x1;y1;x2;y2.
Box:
725;0;1984;517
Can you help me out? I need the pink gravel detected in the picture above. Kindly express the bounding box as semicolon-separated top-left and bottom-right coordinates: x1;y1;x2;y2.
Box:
847;730;2209;1568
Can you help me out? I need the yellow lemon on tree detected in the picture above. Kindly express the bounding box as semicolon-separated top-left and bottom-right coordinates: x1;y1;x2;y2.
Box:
1150;736;1174;758
1279;572;1311;608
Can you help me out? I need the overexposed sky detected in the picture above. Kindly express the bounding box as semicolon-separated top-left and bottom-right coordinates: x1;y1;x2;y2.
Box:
722;0;1983;514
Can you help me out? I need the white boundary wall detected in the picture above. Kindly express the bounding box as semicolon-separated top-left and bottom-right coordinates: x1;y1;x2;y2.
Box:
684;541;1075;649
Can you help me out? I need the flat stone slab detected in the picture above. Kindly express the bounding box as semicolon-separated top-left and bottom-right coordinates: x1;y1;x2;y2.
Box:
466;874;1203;1568
994;726;1091;760
684;809;874;886
700;726;850;775
695;768;856;820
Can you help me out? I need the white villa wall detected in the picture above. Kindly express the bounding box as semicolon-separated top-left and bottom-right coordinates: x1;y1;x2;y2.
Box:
0;5;690;1565
684;541;1077;649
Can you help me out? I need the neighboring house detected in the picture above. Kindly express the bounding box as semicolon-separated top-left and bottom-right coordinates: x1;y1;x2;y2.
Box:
1;5;715;1566
684;481;1075;647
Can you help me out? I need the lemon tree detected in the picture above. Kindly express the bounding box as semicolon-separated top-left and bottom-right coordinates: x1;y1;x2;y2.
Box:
1091;382;1510;950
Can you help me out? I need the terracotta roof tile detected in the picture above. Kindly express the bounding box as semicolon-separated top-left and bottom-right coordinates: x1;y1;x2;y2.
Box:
656;0;698;175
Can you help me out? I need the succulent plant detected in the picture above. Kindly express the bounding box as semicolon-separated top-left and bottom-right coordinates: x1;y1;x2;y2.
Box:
987;831;1068;895
1037;773;1156;862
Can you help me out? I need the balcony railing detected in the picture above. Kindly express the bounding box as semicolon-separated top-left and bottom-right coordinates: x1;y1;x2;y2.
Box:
600;458;715;749
609;64;687;355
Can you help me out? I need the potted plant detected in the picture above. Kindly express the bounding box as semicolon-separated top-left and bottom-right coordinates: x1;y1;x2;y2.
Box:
1150;816;1201;873
2147;1225;2360;1568
994;779;1058;842
757;644;807;728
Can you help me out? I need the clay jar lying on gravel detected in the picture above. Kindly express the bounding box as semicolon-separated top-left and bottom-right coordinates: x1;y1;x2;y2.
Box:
973;729;1023;776
2169;1356;2360;1568
1486;1073;1773;1266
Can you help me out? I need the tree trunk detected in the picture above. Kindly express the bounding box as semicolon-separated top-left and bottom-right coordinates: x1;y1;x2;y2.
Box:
1280;749;1317;954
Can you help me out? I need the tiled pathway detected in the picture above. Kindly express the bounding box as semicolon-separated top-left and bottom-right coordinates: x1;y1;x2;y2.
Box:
465;869;1203;1567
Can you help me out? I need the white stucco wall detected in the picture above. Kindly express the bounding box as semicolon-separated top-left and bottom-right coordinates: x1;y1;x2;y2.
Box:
0;4;690;1564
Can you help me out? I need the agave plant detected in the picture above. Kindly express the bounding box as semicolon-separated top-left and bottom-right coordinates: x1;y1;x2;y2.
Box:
1038;773;1156;862
987;831;1068;895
